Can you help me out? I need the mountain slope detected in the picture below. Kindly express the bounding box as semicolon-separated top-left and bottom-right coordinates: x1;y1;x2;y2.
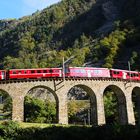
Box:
0;0;140;70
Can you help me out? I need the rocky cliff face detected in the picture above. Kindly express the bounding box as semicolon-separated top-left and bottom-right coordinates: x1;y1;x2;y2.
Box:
94;0;137;35
95;0;120;35
102;1;119;21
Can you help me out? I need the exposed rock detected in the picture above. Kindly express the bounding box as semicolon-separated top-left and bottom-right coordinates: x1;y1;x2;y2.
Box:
95;0;119;35
102;1;119;21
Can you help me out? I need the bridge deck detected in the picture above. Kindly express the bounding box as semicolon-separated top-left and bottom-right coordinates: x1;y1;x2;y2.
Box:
0;77;139;84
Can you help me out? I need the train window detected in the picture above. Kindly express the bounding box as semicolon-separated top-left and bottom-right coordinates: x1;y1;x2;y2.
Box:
71;69;81;73
13;71;17;74
133;73;138;77
37;70;41;73
113;71;119;75
18;71;22;74
43;70;47;73
94;70;102;74
70;69;75;73
127;73;131;76
73;69;76;73
31;70;35;73
81;69;86;73
128;73;131;76
24;71;27;74
54;70;59;73
49;69;53;73
75;69;80;73
128;73;133;77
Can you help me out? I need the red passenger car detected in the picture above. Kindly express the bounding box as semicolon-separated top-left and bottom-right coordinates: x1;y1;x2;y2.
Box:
9;68;62;79
0;70;6;80
65;67;110;78
110;69;140;80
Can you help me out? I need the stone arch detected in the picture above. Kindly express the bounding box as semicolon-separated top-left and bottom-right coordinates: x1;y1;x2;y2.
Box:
103;85;128;124
0;89;12;120
27;85;59;103
132;86;140;124
67;84;97;125
24;85;59;123
0;89;11;98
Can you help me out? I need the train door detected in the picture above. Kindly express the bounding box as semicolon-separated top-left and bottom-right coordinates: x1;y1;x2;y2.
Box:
87;70;91;77
59;69;62;77
122;72;127;79
1;71;5;80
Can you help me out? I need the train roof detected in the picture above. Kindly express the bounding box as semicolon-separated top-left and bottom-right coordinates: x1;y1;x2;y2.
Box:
110;68;139;73
9;68;62;70
69;67;109;69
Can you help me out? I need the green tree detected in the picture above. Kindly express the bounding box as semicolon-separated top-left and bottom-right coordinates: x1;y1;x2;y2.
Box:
104;91;118;124
0;91;12;120
24;96;56;123
100;30;126;68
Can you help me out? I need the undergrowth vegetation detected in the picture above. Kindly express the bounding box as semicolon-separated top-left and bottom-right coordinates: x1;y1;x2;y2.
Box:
0;121;140;140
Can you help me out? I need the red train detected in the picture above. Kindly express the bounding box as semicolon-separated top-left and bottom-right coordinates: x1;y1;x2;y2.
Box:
0;67;140;81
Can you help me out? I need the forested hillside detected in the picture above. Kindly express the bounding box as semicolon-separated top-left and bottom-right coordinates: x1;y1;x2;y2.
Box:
0;0;140;70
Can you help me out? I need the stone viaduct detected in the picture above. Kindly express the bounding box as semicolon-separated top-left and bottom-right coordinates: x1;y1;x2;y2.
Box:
0;78;140;125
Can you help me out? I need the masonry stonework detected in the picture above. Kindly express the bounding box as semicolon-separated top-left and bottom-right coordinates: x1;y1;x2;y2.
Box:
0;78;139;125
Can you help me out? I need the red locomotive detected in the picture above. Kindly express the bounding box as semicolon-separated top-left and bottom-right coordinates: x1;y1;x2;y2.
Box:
0;67;140;81
65;67;110;78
